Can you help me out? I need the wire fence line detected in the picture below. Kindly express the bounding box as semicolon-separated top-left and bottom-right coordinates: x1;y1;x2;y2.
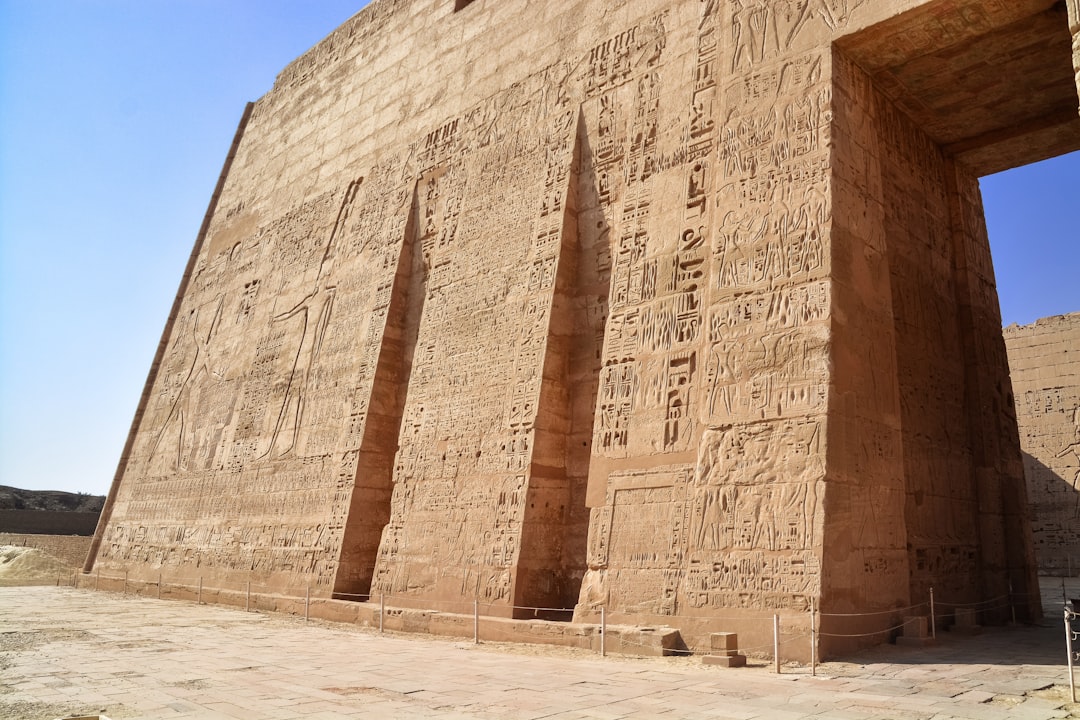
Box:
66;567;1050;675
817;601;929;618
1066;605;1078;703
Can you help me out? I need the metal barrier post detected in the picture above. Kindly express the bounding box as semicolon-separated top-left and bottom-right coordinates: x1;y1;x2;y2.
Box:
305;585;310;622
1009;580;1016;625
473;599;479;644
380;593;385;633
810;599;817;677
601;607;606;657
773;614;781;674
929;587;936;640
1066;608;1077;703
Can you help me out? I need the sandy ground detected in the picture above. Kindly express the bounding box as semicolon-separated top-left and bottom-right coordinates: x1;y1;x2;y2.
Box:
2;586;1079;720
0;564;1077;718
0;545;73;588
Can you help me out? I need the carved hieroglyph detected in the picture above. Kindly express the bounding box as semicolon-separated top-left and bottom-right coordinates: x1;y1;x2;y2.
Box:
1005;314;1080;575
88;0;1076;655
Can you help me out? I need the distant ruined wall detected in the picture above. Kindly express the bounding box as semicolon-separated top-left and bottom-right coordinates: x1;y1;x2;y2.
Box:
0;511;100;537
1005;313;1080;576
85;0;1065;657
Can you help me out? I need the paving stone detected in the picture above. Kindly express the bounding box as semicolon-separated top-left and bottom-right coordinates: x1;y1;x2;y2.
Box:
953;691;996;704
3;588;1078;720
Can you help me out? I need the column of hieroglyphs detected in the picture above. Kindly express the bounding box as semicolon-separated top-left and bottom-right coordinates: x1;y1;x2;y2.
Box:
1005;314;1080;575
575;0;846;648
510;106;593;614
330;162;419;599
573;5;697;620
681;0;834;624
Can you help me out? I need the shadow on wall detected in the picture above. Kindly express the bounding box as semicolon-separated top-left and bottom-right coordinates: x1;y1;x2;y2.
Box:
1023;451;1080;577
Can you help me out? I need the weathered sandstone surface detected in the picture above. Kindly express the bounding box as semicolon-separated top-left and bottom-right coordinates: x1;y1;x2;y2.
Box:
88;0;1080;655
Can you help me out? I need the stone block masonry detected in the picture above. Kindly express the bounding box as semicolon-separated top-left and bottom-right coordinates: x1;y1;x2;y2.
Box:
87;0;1080;659
0;510;100;536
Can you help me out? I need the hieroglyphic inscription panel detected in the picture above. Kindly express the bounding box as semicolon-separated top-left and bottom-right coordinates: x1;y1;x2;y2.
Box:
578;0;836;618
97;156;415;592
582;418;825;616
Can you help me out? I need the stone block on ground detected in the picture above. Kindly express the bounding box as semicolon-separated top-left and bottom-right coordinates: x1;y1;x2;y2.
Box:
703;632;747;667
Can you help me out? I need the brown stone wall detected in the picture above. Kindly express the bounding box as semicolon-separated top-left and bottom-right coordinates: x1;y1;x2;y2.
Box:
1005;313;1080;576
947;161;1040;620
831;62;1020;610
0;510;100;536
826;46;1042;634
367;104;585;615
881;104;979;608
825;50;910;630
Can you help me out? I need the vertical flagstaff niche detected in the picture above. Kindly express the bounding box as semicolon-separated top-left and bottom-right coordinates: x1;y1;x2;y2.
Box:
333;182;427;598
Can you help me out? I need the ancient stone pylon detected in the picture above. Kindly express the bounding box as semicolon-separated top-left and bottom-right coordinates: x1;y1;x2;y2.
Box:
88;0;1080;657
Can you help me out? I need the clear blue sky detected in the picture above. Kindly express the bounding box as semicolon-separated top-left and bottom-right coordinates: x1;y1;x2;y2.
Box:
1;2;1078;496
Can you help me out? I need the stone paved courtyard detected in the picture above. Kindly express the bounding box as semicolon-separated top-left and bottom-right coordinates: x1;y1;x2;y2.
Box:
2;585;1079;720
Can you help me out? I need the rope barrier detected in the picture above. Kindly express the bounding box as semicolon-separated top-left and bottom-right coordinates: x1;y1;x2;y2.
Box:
74;567;1049;667
933;593;1010;609
76;572;990;622
819;621;912;639
819;602;928;618
478;602;576;614
70;566;1066;684
73;569;1030;619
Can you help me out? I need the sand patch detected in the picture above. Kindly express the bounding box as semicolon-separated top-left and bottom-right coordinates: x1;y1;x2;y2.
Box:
0;545;73;587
